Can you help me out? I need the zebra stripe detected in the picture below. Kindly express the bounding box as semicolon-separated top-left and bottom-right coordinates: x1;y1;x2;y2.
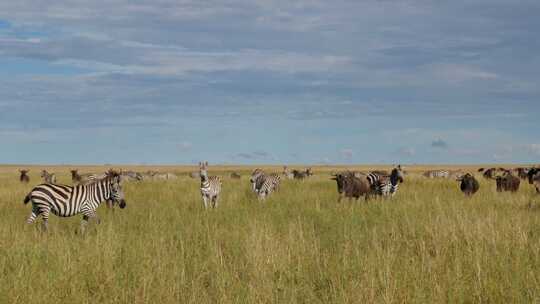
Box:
256;173;281;200
23;173;126;232
367;167;404;197
199;162;221;208
423;170;450;178
250;168;265;192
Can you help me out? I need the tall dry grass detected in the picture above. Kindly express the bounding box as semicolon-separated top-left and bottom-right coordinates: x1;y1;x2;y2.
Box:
0;166;539;303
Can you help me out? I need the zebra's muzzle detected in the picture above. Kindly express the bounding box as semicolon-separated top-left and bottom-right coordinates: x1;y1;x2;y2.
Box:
119;199;127;209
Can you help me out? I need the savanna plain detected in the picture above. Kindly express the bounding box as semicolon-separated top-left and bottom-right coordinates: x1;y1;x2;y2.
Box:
1;165;539;303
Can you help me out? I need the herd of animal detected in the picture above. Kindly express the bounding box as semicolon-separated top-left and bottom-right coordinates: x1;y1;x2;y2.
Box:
13;164;540;232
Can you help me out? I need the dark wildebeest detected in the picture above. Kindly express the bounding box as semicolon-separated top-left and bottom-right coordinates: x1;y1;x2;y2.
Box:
495;172;520;192
330;172;372;202
40;170;57;184
458;173;479;196
230;172;241;179
528;168;540;193
479;167;506;179
514;167;532;180
19;170;30;183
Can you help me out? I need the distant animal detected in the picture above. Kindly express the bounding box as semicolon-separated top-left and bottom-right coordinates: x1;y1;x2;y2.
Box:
528;168;540;193
199;162;221;208
140;171;177;181
230;172;241;179
23;171;126;232
40;170;57;184
423;170;450;178
448;170;465;180
151;172;178;180
250;168;280;200
70;169;103;185
189;171;201;179
514;167;532;180
120;170;143;182
19;170;30;183
458;173;479;196
478;167;506;179
292;168;313;180
495;172;520;192
282;166;294;179
369;165;404;197
330;172;372;202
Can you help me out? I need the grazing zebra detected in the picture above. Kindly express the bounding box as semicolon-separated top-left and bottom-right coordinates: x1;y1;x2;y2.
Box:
70;169;105;185
367;165;404;197
23;171;126;232
255;173;281;201
292;168;312;180
19;170;30;183
199;162;221;209
282;166;294;179
423;170;450;178
41;170;57;184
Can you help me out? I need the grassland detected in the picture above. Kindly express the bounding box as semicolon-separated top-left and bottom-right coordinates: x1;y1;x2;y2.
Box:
1;165;539;303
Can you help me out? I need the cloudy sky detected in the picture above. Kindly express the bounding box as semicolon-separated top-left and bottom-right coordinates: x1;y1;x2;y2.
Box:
0;1;539;164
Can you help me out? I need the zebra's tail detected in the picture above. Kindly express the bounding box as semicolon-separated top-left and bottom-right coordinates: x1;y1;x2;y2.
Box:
23;194;31;204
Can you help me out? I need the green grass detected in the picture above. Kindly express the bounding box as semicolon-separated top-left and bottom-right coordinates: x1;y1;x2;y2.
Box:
1;168;540;303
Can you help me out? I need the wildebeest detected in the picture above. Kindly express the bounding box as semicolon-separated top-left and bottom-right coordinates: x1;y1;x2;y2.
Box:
478;167;506;179
457;173;479;196
495;172;520;192
19;170;30;183
330;171;372;202
528;168;540;193
230;172;241;179
40;170;57;184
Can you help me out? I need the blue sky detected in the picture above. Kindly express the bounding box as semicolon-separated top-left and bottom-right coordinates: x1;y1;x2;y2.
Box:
0;1;539;165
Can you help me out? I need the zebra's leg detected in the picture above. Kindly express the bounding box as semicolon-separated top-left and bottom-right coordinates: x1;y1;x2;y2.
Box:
80;211;97;233
202;195;208;209
40;209;50;232
212;195;219;208
26;204;39;225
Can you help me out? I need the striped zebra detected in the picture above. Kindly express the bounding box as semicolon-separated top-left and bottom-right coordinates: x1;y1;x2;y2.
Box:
199;162;222;209
71;169;106;185
250;169;281;200
23;171;126;232
423;170;450;178
41;170;57;184
250;168;265;192
367;165;404;197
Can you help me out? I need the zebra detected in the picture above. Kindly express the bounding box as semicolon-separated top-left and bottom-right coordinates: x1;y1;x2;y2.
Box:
23;171;126;232
70;169;105;185
423;170;450;178
367;165;404;197
19;170;30;183
255;173;281;201
41;170;57;184
250;168;265;192
199;162;221;209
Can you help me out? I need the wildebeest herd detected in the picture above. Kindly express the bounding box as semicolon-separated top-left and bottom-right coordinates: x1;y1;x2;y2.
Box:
14;164;540;232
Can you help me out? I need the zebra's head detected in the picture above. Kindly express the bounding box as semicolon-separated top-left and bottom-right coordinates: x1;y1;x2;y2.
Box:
107;172;126;209
199;161;209;180
40;170;47;178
